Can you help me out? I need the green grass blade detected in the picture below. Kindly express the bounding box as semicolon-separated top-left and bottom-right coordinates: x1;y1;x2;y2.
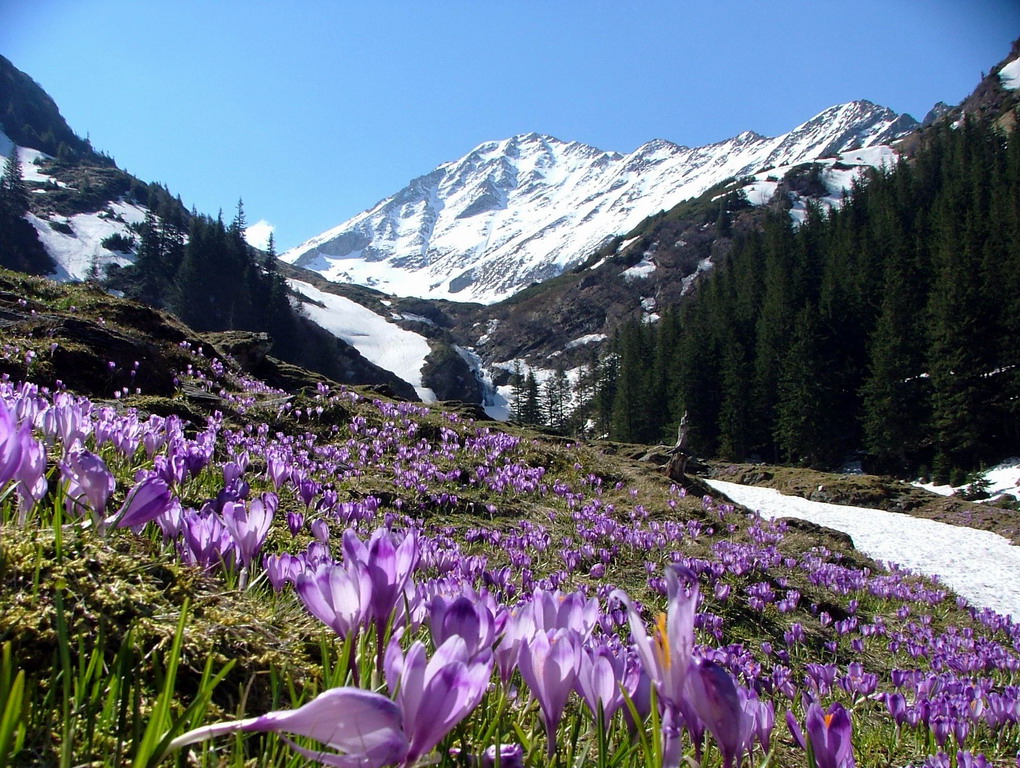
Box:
0;670;25;768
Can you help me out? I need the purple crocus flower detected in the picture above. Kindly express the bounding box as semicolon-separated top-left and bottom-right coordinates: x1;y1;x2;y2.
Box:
168;687;408;768
0;401;27;485
106;475;172;531
61;448;115;520
170;634;492;767
154;453;188;487
685;657;750;768
495;602;538;683
481;743;524;768
343;528;420;637
804;701;856;768
264;552;306;591
222;495;275;569
154;499;183;540
428;590;501;660
614;565;699;709
267;454;291;490
613;566;699;768
531;588;600;637
449;743;524;768
745;690;775;755
384;634;493;764
179;508;235;571
311;518;331;543
296;561;372;639
13;436;47;524
786;707;807;750
517;628;581;757
575;643;629;721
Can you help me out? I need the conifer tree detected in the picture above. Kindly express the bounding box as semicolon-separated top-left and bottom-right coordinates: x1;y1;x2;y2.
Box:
859;222;929;472
609;321;652;443
509;361;525;420
520;371;543;425
0;146;51;274
927;207;989;481
750;213;797;459
0;149;29;215
543;365;570;431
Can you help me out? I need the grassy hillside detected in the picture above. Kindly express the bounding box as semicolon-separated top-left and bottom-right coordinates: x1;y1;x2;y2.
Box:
1;271;1018;767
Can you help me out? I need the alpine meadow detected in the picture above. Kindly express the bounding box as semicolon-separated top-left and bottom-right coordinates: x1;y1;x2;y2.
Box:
1;19;1020;768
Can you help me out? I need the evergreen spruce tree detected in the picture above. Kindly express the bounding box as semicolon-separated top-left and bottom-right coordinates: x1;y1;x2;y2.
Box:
0;146;51;274
543;365;570;432
520;372;543;425
509;361;525;420
609;321;652;443
592;352;618;439
927;208;989;481
859;226;929;473
716;331;751;462
750;213;797;459
0;149;29;215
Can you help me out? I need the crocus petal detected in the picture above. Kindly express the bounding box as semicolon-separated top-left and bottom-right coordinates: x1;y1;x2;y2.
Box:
805;702;854;768
297;563;368;638
686;658;746;767
518;629;580;756
407;651;492;761
111;476;172;529
0;405;26;485
786;708;807;750
169;688;407;768
247;688;406;758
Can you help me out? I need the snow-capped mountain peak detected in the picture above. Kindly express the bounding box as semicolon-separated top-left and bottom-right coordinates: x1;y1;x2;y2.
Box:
283;100;918;304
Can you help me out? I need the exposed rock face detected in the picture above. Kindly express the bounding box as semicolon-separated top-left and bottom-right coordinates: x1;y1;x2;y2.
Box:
421;345;484;403
206;331;273;372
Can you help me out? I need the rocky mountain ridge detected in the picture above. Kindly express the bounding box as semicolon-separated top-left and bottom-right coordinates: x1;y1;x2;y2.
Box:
283;101;919;304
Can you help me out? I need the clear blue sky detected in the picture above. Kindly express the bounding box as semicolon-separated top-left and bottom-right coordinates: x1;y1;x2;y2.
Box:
2;1;1018;251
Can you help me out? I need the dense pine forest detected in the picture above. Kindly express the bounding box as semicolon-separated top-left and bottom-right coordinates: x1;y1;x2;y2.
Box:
583;119;1020;483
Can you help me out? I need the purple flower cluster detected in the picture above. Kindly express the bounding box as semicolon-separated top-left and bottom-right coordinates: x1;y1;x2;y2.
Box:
3;370;1020;767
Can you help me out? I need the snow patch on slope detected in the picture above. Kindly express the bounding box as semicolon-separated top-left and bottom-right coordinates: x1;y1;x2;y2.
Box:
0;133;67;187
706;479;1020;620
27;207;145;282
621;257;656;281
914;459;1020;504
999;58;1020;90
286;279;436;401
3;129;148;282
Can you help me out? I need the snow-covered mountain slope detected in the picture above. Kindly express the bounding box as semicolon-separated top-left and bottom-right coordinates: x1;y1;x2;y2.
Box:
286;278;437;402
283;101;918;304
1;129;146;281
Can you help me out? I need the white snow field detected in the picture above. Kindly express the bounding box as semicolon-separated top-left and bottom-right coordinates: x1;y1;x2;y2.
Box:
705;479;1020;620
1000;57;1020;90
286;279;436;402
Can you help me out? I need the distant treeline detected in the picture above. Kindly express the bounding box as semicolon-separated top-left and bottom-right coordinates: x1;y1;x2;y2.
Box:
112;201;296;339
574;119;1020;483
111;201;388;388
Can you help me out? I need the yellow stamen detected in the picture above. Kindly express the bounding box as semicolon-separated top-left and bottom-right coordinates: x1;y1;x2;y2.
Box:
654;612;672;669
824;713;835;728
